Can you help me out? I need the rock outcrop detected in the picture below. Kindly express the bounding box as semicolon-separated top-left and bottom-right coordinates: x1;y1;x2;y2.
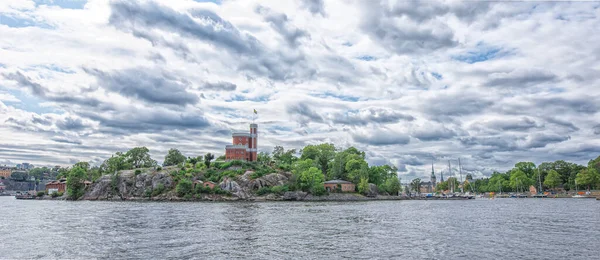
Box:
366;183;378;197
83;171;174;200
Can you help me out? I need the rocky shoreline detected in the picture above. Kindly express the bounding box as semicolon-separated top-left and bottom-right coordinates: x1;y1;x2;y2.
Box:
33;191;473;202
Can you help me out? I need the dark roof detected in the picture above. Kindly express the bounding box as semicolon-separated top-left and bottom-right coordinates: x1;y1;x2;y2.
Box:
324;180;353;184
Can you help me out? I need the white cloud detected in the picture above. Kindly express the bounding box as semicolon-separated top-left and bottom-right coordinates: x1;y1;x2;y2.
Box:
0;0;599;179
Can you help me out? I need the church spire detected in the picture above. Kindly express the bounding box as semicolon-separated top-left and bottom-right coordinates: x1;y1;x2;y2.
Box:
431;161;436;188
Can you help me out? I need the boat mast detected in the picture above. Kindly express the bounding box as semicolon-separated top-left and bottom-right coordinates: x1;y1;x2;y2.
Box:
459;158;463;193
448;160;453;193
537;167;542;194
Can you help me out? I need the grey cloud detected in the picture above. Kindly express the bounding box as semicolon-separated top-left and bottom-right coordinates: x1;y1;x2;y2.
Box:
80;108;210;132
422;93;494;121
256;6;309;47
351;129;410;146
286;102;323;126
525;133;570;148
83;67;198;106
110;1;260;55
545;117;580;132
459;136;518;152
2;71;47;96
51;137;82;145
31;115;52;126
301;0;326;16
535;96;599;114
594;125;600;135
110;1;314;81
486;69;557;88
360;1;457;55
413;126;457;141
484;117;539;131
203;81;237;91
329;107;414;126
56;117;86;131
2;71;104;108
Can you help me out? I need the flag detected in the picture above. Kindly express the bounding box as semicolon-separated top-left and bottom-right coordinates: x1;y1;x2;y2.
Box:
253;109;258;114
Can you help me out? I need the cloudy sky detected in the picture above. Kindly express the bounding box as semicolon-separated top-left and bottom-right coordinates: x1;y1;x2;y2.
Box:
1;0;599;180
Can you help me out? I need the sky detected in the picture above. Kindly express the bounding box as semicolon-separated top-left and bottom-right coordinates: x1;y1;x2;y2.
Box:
0;0;599;181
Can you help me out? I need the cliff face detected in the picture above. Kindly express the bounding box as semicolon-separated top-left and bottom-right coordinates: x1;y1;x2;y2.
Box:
82;167;292;201
84;170;174;200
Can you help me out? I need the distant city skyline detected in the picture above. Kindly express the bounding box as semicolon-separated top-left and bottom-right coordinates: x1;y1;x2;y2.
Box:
1;0;599;180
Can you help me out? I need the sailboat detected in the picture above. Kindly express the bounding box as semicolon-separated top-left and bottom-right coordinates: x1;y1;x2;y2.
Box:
533;168;547;198
572;179;589;198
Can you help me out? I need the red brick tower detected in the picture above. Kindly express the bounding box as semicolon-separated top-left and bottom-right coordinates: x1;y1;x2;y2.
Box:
248;123;258;161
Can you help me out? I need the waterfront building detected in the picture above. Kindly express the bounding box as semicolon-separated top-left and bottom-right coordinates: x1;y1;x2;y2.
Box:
225;123;258;162
323;180;356;193
203;181;216;189
0;167;11;178
430;163;436;189
45;179;67;194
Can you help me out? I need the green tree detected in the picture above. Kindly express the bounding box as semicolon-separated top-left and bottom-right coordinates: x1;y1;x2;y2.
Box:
509;169;533;192
411;178;421;194
88;166;102;181
575;169;597;191
257;152;272;165
73;161;90;171
66;167;86;200
298;166;324;193
383;175;401;195
164;148;186;166
515;162;536;178
176;179;193;197
436;181;448;192
346;159;368;183
204;153;215;168
301;143;336;175
126;147;156;168
10;171;28;181
102;152;131;173
543;170;562;191
358;177;370;195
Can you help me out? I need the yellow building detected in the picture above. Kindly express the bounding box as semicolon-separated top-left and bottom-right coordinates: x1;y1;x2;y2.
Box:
0;167;12;178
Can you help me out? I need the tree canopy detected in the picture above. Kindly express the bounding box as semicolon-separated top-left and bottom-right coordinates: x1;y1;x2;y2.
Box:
164;148;186;166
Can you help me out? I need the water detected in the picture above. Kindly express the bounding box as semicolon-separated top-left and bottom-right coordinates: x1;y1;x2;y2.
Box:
1;197;599;259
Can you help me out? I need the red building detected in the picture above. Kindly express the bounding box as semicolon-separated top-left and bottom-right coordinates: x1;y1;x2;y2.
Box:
46;179;67;194
225;123;258;161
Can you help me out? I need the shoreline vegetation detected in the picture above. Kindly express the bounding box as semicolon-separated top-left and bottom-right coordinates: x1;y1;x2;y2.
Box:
20;143;600;202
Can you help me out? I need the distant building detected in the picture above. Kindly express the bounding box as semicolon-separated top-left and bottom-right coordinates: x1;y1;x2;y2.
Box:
46;179;67;194
225;123;258;162
203;181;216;189
0;167;11;178
323;180;356;192
324;180;356;193
420;164;437;193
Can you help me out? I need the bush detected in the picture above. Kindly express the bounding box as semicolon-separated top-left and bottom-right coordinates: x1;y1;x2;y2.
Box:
135;169;142;175
145;190;152;198
183;194;193;200
51;191;63;198
256;187;271;196
156;166;162;171
152;183;165;197
251;166;276;179
218;161;233;170
213;187;229;195
176;179;193;197
37;191;46;197
311;185;327;196
271;185;289;195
